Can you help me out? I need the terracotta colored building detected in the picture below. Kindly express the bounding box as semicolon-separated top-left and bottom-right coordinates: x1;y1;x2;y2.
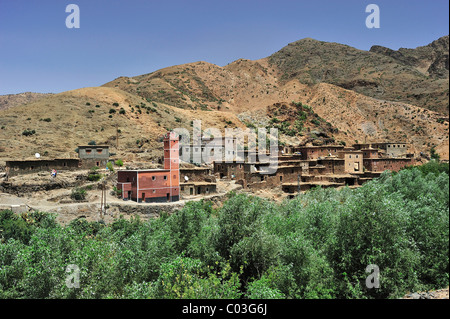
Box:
117;132;180;203
363;157;414;173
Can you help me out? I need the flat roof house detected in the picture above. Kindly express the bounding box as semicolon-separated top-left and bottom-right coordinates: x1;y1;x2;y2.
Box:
117;132;180;203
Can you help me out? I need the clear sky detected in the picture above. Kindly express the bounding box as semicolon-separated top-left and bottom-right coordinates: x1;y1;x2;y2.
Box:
0;0;448;94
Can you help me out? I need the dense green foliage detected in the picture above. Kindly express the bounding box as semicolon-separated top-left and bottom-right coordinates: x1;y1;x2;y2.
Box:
0;164;448;299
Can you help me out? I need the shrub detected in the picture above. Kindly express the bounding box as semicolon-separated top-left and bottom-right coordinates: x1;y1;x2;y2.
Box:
22;129;36;136
70;188;87;201
430;146;440;161
109;108;116;114
115;159;124;167
0;210;34;244
106;162;114;172
88;172;101;182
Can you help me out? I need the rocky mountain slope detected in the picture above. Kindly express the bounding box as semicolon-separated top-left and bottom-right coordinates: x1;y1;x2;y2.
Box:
0;36;448;165
268;36;449;115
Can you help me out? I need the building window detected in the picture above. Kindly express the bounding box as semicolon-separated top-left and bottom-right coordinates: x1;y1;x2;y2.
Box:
86;149;92;154
152;176;156;181
164;176;167;180
349;155;352;158
173;175;176;179
153;190;156;193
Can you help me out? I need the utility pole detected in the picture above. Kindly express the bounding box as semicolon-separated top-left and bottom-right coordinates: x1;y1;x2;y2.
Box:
100;180;103;220
100;179;106;220
116;123;119;149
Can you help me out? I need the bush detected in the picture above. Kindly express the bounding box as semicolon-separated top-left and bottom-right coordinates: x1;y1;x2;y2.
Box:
22;129;36;136
115;159;124;167
70;188;87;201
0;211;34;244
106;161;114;172
430;146;440;161
109;108;116;114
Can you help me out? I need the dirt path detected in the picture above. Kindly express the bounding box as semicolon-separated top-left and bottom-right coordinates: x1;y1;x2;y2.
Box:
403;287;449;299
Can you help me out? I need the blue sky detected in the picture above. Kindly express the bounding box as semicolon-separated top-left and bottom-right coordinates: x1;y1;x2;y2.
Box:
0;0;448;94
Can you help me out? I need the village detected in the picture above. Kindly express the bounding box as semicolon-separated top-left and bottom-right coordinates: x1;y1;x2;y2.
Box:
0;130;416;224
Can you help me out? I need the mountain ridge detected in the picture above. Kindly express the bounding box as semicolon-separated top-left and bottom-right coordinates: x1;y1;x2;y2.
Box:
0;36;448;164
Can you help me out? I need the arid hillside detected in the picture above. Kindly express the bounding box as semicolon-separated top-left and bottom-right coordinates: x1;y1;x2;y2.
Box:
0;92;53;111
0;36;448;164
268;36;449;115
0;87;243;165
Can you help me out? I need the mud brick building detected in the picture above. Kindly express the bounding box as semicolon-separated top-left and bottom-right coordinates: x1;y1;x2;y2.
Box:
214;161;246;180
363;157;414;173
297;145;345;160
180;182;217;196
77;145;110;169
218;141;416;199
243;164;304;189
5;159;80;176
117;132;180;203
318;157;345;175
353;142;411;158
337;150;364;173
179;167;217;197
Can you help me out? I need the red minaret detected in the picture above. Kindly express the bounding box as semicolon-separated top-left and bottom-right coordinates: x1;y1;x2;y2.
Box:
164;131;180;201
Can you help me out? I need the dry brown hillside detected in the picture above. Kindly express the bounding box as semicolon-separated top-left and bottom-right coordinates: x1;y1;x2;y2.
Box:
269;36;449;115
0;87;243;165
0;92;53;111
0;36;448;164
